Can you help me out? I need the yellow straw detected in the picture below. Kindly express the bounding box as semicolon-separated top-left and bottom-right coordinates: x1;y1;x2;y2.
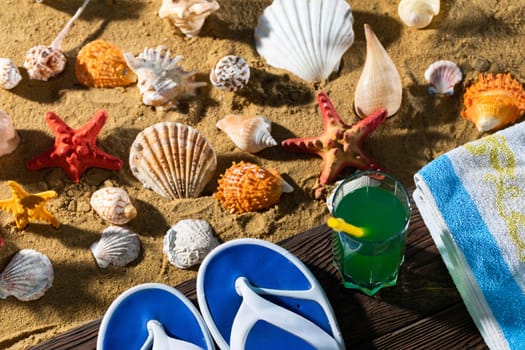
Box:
327;217;366;238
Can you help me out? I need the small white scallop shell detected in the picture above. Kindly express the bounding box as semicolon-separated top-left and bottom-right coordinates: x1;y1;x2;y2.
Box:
0;58;21;89
0;110;20;157
0;249;54;301
424;60;462;95
216;114;277;153
159;0;220;38
210;55;250;92
254;0;355;82
90;226;141;268
398;0;440;29
163;219;219;269
90;187;137;225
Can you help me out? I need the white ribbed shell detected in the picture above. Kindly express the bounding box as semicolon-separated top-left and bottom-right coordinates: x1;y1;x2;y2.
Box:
0;58;21;89
90;226;141;268
90;187;137;225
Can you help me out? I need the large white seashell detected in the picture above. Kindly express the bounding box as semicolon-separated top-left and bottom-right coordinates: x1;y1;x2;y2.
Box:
254;0;355;82
398;0;440;29
0;249;54;301
163;219;219;269
0;58;21;89
354;24;402;118
210;55;250;92
129;122;217;199
90;226;141;268
424;60;462;95
159;0;220;38
0;110;20;157
123;46;206;110
216;114;277;153
90;187;137;225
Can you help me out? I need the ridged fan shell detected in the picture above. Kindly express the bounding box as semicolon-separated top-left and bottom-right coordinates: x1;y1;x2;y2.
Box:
129;122;217;199
424;60;462;95
216;114;277;153
90;226;141;268
90;187;137;225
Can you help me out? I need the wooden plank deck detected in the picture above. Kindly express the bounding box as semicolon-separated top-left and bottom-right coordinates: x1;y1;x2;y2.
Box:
30;198;488;350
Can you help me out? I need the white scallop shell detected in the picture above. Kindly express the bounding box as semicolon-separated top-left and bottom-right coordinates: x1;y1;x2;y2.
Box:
130;122;217;199
210;55;250;92
123;46;206;110
424;60;462;95
0;110;20;157
90;187;137;225
159;0;220;37
254;0;355;82
0;58;21;89
216;114;277;153
163;219;219;269
90;226;141;268
0;249;54;301
398;0;440;29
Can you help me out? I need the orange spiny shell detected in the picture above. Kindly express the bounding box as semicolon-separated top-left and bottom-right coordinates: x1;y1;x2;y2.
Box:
75;40;137;88
214;161;293;214
461;73;525;132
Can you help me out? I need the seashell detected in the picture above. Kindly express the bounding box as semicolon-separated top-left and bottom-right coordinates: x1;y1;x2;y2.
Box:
129;122;217;199
123;46;206;110
0;58;21;89
0;249;54;301
90;187;137;225
90;226;141;268
461;73;525;132
215;161;294;214
216;114;277;153
424;60;462;95
0;110;20;157
23;0;91;81
158;0;220;38
163;219;219;269
354;24;402;118
254;0;355;82
398;0;440;29
210;55;250;92
75;40;137;88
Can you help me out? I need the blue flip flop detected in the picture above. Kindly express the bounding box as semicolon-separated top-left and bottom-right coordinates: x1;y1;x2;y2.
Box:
196;238;345;350
97;283;215;350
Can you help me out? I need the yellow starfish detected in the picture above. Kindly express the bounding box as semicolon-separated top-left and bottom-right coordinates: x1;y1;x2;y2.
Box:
0;180;60;229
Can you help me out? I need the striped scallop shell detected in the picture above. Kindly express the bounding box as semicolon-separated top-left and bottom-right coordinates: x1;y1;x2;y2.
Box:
90;187;137;225
210;55;250;92
0;249;54;301
0;58;21;90
216;114;277;153
90;226;141;268
129;122;217;199
215;161;293;214
424;60;462;95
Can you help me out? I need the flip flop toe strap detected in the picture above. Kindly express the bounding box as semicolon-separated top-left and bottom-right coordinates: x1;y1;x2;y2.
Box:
140;320;205;350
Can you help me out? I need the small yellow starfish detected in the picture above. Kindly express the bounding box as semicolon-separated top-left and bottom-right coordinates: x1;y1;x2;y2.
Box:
0;180;60;229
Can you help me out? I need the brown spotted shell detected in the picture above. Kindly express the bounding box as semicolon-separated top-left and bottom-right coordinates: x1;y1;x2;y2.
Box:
23;46;66;81
214;161;293;214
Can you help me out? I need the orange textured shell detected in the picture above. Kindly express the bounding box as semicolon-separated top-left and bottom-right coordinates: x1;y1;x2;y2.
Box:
461;73;525;132
215;161;287;214
75;40;137;88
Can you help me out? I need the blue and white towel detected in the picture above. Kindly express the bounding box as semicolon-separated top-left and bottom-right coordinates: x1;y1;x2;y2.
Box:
413;121;525;350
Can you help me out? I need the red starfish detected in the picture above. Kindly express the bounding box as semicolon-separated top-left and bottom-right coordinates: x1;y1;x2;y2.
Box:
27;110;123;183
282;92;387;185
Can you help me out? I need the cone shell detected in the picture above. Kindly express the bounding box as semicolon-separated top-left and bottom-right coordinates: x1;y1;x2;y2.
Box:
75;40;137;88
216;114;277;153
90;187;137;225
23;46;66;81
130;122;217;199
0;58;21;89
0;249;54;301
398;0;440;29
0;110;20;157
159;0;220;38
90;226;141;268
461;73;525;132
215;161;293;214
424;60;462;95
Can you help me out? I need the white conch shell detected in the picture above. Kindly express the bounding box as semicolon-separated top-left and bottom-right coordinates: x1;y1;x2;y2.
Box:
0;249;54;301
90;226;141;268
216;114;277;153
90;187;137;225
398;0;440;29
159;0;220;38
0;110;20;157
129;122;217;199
163;219;219;269
0;58;21;89
254;0;355;82
424;60;462;95
123;46;206;110
354;24;402;118
210;55;250;92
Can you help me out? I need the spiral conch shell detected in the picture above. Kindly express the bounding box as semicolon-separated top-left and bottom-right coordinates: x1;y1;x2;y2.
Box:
158;0;220;38
0;58;21;90
90;187;137;225
215;161;293;214
354;24;402;118
461;73;525;132
216;114;277;153
398;0;440;29
0;110;20;157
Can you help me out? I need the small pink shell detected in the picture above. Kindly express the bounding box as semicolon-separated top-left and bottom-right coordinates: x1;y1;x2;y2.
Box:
0;110;20;157
424;60;462;95
216;114;277;153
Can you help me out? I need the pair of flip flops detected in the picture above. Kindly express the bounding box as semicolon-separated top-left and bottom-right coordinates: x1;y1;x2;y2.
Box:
97;238;345;350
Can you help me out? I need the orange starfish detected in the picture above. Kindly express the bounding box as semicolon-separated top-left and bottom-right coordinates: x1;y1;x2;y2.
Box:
0;180;60;229
282;92;387;185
